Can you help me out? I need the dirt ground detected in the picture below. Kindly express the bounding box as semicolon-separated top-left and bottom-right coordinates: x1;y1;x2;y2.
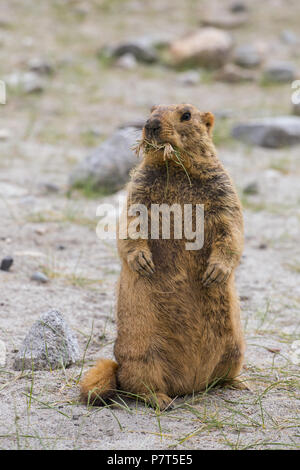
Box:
0;0;299;450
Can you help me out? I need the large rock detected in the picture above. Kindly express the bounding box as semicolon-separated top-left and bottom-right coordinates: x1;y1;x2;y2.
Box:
70;127;141;193
169;28;233;69
231;116;300;148
99;33;173;64
262;61;296;83
99;36;161;63
14;310;80;370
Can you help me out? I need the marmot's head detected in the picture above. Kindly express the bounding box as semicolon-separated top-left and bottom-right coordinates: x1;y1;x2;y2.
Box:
140;104;215;157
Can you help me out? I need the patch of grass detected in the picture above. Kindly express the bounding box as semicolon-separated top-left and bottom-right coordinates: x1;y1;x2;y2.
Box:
41;266;103;287
239;194;297;214
69;179;115;199
79;130;103;148
212;119;235;147
286;262;300;274
36;128;69;145
269;156;292;174
26;207;96;228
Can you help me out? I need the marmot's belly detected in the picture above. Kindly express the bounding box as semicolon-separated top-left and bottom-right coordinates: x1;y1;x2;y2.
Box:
116;271;233;359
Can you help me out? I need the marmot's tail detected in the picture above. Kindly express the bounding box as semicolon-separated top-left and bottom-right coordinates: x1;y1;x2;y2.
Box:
80;359;118;405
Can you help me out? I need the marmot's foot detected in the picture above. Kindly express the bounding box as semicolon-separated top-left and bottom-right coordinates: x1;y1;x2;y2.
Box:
147;392;175;411
225;377;253;391
127;250;155;277
203;262;230;287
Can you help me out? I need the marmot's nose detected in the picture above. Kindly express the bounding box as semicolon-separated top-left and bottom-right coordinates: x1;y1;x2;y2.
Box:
145;118;161;139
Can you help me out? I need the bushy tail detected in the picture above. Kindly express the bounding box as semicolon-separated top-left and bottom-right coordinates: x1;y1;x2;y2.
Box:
80;359;118;405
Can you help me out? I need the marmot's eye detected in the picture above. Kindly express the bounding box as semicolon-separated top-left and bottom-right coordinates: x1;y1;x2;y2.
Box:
181;112;191;122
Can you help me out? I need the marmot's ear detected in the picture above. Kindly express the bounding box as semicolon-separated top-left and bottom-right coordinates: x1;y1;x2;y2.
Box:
150;105;158;113
201;112;214;135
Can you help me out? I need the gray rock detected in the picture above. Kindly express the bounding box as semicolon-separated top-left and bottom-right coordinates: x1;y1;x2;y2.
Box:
69;126;141;193
0;256;13;271
280;30;299;45
292;103;300;116
243;181;259;195
118;120;144;130
14;310;80;370
231;116;300;148
233;44;262;68
115;53;137;69
27;57;54;75
100;37;159;63
263;61;296;83
230;2;248;13
31;271;49;283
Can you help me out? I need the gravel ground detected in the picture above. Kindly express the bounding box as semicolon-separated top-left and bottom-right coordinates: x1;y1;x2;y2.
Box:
0;0;299;450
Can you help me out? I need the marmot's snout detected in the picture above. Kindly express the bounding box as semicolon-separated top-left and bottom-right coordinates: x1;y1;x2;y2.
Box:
144;118;161;140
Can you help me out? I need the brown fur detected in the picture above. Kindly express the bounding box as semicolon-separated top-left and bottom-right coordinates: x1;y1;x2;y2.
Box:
80;104;249;410
80;359;118;404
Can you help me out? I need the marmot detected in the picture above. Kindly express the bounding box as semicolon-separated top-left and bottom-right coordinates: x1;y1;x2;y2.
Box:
80;104;249;410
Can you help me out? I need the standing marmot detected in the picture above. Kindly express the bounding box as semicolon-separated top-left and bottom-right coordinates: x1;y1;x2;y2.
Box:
80;104;249;410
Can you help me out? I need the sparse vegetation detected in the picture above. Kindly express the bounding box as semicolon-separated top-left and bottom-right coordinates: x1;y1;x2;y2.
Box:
0;0;299;452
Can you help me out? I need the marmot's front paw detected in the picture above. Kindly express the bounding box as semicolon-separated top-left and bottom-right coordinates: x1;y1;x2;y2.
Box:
127;250;155;277
203;262;230;287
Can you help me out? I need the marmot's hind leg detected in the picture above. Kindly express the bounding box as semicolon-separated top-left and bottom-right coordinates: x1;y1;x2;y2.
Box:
146;392;175;411
211;343;251;391
223;376;252;391
116;360;174;411
80;359;118;405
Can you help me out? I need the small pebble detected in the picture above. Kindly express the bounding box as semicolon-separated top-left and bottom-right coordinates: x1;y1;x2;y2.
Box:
42;182;60;193
258;243;268;250
177;70;201;86
27;58;54;75
0;129;11;140
280;30;299;45
230;2;247;13
0;256;13;271
243;182;259;195
115;53;137;69
34;227;46;235
31;271;49;283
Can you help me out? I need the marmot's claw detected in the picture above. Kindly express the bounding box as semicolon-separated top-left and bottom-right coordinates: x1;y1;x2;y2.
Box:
203;263;230;287
140;251;155;274
127;250;155;277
